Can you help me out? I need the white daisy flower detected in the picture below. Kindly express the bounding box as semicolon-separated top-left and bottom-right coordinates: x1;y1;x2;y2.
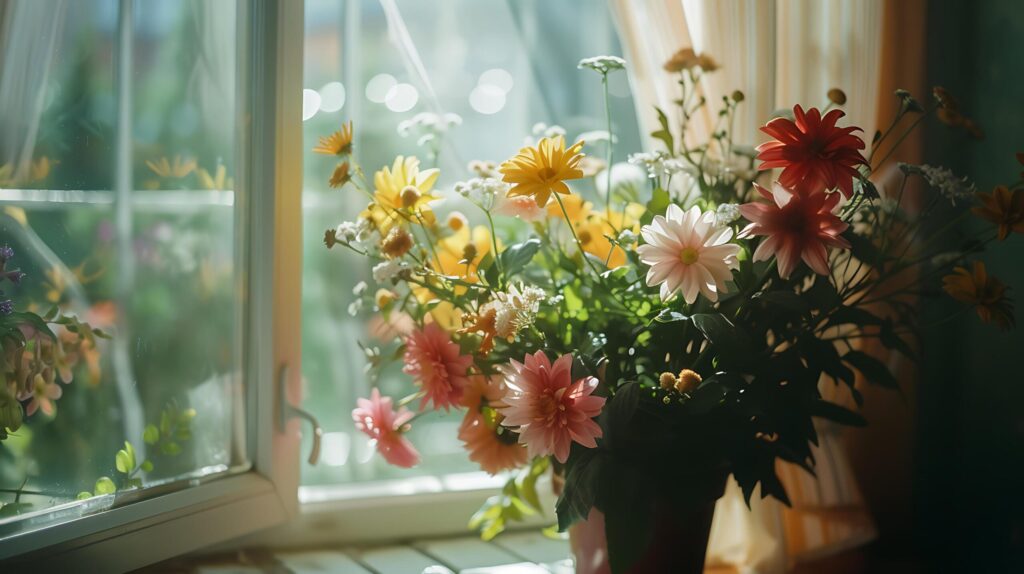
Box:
637;204;741;303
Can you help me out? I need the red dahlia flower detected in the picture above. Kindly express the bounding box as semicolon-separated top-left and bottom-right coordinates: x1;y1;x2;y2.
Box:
757;105;867;198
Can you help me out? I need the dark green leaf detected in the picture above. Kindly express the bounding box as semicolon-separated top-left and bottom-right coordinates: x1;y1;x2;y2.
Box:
556;450;603;531
654;309;688;323
842;351;899;388
809;400;867;427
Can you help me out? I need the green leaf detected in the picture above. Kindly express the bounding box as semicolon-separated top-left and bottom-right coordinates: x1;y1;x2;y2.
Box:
809;400;867;427
880;321;916;360
143;424;160;445
827;306;884;328
115;449;132;474
140;460;154;473
691;313;755;362
642;187;670;226
842;351;899;389
94;476;116;495
650;107;675;154
76;492;93;500
654;309;688;323
161;441;182;456
516;457;551;513
499;238;541;277
555;449;603;532
605;382;640;448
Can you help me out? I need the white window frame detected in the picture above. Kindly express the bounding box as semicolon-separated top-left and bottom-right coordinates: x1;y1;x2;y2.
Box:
0;0;305;570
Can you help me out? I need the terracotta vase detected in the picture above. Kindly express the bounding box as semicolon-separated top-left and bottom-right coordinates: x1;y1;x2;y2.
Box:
569;499;719;574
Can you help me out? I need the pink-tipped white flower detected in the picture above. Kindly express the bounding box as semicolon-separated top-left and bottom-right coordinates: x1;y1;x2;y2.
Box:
738;182;851;279
637;204;741;304
352;388;420;468
500;351;605;463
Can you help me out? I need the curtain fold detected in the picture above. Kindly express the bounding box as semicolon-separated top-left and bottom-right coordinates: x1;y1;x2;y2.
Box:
612;1;889;571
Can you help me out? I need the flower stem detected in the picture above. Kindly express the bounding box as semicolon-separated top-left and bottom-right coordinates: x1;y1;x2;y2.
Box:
553;192;603;279
602;72;614;219
484;209;504;286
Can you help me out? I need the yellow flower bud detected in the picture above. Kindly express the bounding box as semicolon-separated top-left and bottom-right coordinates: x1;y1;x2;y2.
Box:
659;372;677;390
375;288;397;309
400;185;421;208
447;211;468;231
675;369;702;393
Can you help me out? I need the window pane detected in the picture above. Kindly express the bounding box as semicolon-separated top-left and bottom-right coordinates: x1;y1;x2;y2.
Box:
0;0;245;534
301;0;639;487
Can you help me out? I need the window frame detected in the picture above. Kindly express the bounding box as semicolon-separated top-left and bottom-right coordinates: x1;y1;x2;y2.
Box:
0;0;305;569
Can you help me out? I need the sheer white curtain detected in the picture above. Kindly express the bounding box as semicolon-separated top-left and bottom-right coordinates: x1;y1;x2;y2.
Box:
611;1;884;572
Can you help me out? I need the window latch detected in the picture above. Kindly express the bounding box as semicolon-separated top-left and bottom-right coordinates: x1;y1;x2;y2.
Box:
276;364;323;465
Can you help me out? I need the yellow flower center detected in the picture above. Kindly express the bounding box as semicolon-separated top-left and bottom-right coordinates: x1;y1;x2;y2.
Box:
680;246;699;265
537;167;558;181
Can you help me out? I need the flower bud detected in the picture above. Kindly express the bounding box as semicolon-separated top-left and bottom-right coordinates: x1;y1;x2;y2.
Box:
380;227;413;258
400;186;422;208
447;211;468;231
375;288;397;309
659;372;677;390
460;243;478;263
675;368;702;393
827;88;847;105
731;90;745;103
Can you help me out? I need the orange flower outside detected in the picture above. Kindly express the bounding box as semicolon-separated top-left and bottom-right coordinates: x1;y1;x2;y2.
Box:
313;120;354;156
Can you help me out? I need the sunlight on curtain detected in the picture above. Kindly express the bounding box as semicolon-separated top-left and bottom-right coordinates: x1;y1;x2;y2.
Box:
611;1;885;572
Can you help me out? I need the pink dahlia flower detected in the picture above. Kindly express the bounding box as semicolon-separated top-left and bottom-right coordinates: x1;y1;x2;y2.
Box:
500;351;605;463
352;388;420;468
637;204;741;304
738;182;851;279
757;105;867;198
403;322;473;411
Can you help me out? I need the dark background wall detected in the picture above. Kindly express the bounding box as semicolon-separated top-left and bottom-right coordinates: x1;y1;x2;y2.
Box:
918;0;1024;570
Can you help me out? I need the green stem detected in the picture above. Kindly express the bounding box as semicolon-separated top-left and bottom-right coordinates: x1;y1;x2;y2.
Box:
484;209;504;286
602;73;614;219
553;192;604;279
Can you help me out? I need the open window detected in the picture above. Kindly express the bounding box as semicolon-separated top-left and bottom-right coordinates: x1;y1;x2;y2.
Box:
0;1;304;570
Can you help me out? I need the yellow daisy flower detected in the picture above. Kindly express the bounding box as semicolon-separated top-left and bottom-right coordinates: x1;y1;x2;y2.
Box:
313;120;354;156
364;156;439;232
499;136;585;207
329;161;351;188
145;156;196;179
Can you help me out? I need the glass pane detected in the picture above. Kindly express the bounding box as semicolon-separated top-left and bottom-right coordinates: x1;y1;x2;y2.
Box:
0;0;245;534
301;0;639;487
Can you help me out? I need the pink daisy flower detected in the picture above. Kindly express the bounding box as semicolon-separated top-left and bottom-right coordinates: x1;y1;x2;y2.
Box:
738;182;851;279
637;204;741;304
352;388;420;468
403;322;473;411
500;351;605;463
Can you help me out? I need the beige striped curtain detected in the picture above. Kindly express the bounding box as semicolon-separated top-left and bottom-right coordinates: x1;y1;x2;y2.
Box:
611;1;890;572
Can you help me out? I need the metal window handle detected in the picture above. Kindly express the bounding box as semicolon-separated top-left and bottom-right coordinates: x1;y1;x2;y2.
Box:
276;364;322;465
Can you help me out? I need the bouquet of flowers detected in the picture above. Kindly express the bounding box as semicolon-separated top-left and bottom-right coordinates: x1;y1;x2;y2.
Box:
320;51;1020;571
